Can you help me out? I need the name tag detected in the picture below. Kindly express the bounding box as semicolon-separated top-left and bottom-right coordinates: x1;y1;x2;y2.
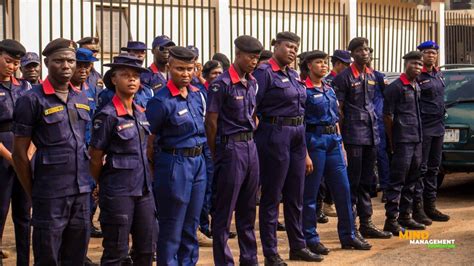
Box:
314;94;323;98
178;109;188;116
351;82;361;87
87;97;94;101
75;103;91;111
368;80;375;85
154;83;163;89
44;105;64;115
140;121;150;126
235;96;244;100
0;92;5;96
420;79;431;84
116;122;134;131
281;78;289;83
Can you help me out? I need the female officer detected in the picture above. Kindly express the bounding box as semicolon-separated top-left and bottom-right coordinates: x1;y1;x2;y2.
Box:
89;54;157;265
301;51;372;255
253;32;320;265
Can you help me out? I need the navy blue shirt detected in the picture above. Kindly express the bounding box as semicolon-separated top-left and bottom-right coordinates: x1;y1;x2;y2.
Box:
77;82;97;145
13;78;92;198
97;84;154;111
417;66;446;137
90;95;152;196
86;67;103;101
207;64;257;137
383;73;422;143
304;77;339;126
373;70;388;127
146;80;207;149
141;63;168;92
253;58;306;117
332;64;380;145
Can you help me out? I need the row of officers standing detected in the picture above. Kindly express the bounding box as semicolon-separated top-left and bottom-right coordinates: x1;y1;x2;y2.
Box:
0;31;449;266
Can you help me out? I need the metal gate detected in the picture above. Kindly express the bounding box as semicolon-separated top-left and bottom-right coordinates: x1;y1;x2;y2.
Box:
445;11;474;64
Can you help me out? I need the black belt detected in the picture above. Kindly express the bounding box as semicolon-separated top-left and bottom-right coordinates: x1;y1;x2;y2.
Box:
162;146;203;157
0;122;13;132
221;132;253;144
262;116;304;126
306;124;338;134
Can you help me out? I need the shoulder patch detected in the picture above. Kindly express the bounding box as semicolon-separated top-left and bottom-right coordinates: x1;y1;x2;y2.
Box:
210;83;220;92
93;119;103;130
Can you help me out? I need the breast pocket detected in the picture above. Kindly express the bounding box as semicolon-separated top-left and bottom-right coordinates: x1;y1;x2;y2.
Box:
402;90;415;103
307;93;325;115
116;127;139;152
271;79;292;100
227;94;246;121
42;111;67;144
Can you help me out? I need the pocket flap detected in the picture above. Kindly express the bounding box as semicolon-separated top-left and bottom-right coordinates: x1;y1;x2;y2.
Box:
111;155;138;169
42;111;65;124
42;152;70;165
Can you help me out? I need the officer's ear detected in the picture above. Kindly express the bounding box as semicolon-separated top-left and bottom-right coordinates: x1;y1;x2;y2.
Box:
44;57;49;68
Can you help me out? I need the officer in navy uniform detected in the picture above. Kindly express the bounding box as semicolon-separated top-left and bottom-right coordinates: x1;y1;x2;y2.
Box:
0;39;31;266
212;53;231;71
206;35;263;265
120;41;148;63
77;37;103;96
258;50;273;66
412;40;450;225
141;35;176;92
89;54;157;265
146;47;207;265
325;50;351;83
187;45;207;92
253;32;322;265
20;52;42;85
383;51;426;235
332;37;392;243
12;38;91;265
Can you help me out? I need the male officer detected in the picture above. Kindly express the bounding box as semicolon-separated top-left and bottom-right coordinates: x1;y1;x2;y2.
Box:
12;38;91;265
20;52;42;85
206;35;262;266
325;49;351;83
121;41;148;62
146;47;207;265
141;35;175;92
413;40;450;224
77;37;103;93
332;37;392;242
0;39;31;266
383;51;426;235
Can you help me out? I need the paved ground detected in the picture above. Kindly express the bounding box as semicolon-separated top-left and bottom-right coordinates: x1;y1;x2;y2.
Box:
1;173;474;265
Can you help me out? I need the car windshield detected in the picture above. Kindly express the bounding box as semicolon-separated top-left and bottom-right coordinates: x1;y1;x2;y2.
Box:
443;69;474;103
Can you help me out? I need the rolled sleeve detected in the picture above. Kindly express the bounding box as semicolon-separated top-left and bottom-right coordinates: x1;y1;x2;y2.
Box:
145;97;166;136
253;68;270;107
13;94;37;137
332;75;347;102
206;81;224;113
383;82;399;116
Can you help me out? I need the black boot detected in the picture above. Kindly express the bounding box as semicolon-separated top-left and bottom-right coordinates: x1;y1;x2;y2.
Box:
360;217;392;239
90;224;103;238
413;201;432;226
307;242;330;255
341;237;372;250
316;199;328;224
354;227;369;244
424;201;450;222
289;248;323;262
264;254;287;266
398;214;426;230
383;218;404;236
277;222;286;231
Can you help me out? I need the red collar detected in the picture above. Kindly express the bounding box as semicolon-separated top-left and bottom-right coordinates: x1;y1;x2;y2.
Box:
350;64;373;79
305;77;314;88
42;77;79;95
112;94;144;116
422;65;439;73
400;73;413;86
149;63;159;74
268;58;281;72
38;78;43;84
11;76;20;86
167;80;199;97
204;81;209;90
229;64;241;84
329;70;337;77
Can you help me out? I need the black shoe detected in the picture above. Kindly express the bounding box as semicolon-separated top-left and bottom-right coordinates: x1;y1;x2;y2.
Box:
289;248;323;262
360;218;392;239
229;231;237;239
354;228;369;244
341;237;372;250
90;225;103;238
200;228;213;239
277;222;286;231
317;209;329;224
398;215;426;230
264;254;287;266
381;191;387;203
84;257;99;266
413;202;432;226
383;219;404;236
308;242;330;255
424;203;450;222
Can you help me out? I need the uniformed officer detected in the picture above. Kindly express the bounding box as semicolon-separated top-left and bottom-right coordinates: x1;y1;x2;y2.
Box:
121;41;148;63
201;60;223;90
297;52;309;80
206;35;262;266
332;37;392;242
89;54;157;265
413;40;450;224
146;46;207;265
258;50;273;66
141;35;175;92
12;38;91;265
97;53;154;111
383;51;426;235
0;39;31;266
77;37;103;94
253;31;322;264
325;50;351;83
212;53;231;71
301;50;372;255
20;52;42;85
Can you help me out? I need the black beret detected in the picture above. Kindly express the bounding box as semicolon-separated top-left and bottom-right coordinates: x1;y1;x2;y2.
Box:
76;36;99;45
234;35;263;54
347;37;369;52
271;31;300;45
259;50;273;61
212;53;230;70
304;50;328;62
169;46;196;62
202;60;222;77
43;38;77;57
402;51;423;61
0;39;26;59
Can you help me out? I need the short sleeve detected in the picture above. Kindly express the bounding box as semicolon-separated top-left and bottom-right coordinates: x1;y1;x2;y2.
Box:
206;81;224;113
383;81;400;116
145;97;167;136
13;94;38;137
89;112;115;150
253;68;271;107
332;74;348;102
